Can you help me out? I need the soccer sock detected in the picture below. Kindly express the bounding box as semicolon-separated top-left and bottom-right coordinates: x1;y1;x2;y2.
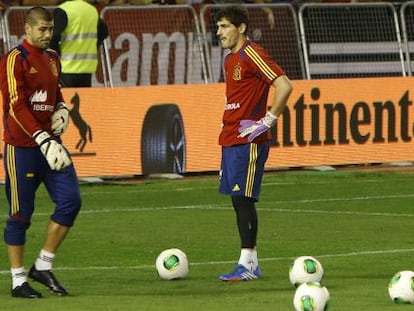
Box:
238;248;254;270
231;195;258;248
11;267;26;289
35;249;55;271
252;248;259;269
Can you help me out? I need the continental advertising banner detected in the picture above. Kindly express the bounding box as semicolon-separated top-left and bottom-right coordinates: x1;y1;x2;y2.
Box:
1;76;414;178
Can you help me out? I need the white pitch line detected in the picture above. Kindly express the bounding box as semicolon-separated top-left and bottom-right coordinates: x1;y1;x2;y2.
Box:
257;207;414;217
262;179;383;186
262;193;414;204
75;178;386;196
0;248;412;274
23;198;414;218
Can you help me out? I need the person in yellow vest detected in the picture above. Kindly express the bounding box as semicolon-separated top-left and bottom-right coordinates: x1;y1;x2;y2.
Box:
50;0;108;87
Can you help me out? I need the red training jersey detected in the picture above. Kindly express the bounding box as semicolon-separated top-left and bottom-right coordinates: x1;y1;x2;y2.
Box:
219;40;285;146
0;39;64;147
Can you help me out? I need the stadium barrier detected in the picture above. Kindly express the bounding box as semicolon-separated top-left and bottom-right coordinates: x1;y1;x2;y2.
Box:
299;2;405;79
3;3;414;85
94;1;414;84
401;1;414;76
0;76;413;178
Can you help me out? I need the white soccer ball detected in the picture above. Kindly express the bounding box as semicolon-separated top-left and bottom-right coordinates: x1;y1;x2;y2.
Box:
293;282;330;311
388;270;414;304
156;248;189;280
289;256;324;287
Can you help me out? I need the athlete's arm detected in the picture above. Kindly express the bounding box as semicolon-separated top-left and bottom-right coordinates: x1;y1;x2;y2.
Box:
238;75;292;142
7;52;43;136
268;75;293;118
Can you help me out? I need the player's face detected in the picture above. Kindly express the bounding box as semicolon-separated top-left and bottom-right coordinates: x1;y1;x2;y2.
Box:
25;19;53;50
216;17;245;53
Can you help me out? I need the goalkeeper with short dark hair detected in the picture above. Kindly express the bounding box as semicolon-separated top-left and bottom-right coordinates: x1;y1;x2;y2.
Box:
0;7;81;298
216;5;293;282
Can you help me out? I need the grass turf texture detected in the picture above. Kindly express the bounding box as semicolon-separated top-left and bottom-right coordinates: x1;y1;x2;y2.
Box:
0;169;413;310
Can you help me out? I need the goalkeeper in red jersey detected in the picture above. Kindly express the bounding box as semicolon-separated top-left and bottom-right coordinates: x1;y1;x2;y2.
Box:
216;5;293;282
0;7;81;298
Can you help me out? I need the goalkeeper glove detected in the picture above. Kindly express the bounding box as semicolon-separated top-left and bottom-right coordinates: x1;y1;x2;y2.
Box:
33;130;72;171
51;102;69;136
238;111;277;142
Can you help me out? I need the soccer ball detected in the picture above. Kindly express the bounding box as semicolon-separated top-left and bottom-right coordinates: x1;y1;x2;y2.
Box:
289;256;324;287
388;270;414;304
293;282;330;311
155;248;189;280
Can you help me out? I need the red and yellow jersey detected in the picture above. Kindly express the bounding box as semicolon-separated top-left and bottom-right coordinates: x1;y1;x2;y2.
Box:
219;40;285;146
0;39;64;147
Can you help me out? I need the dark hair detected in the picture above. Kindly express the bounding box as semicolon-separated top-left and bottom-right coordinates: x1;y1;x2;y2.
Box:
216;5;249;33
25;7;53;26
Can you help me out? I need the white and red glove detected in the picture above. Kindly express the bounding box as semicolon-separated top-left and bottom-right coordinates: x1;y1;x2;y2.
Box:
238;111;277;142
33;130;72;171
51;102;69;136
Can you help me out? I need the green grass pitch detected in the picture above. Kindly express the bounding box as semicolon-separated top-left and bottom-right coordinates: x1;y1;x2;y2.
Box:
0;169;413;310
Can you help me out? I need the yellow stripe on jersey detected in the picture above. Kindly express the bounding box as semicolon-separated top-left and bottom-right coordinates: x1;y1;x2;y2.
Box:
7;50;19;111
245;143;258;198
6;49;30;136
245;45;277;81
6;145;19;215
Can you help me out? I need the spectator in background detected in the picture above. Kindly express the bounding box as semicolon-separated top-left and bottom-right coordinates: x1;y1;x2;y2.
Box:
50;0;108;87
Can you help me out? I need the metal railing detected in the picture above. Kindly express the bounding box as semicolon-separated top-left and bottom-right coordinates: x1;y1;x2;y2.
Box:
1;3;414;86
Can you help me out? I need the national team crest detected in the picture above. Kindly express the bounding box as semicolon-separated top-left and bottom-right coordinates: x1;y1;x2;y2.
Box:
233;63;242;81
49;60;58;77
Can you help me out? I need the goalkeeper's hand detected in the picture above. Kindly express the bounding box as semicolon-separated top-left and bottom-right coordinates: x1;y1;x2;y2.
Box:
51;102;69;136
238;111;277;142
33;130;72;171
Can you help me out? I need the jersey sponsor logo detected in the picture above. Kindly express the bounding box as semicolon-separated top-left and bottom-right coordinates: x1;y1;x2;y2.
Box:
224;102;240;110
30;90;47;103
30;90;54;112
32;104;54;112
232;63;242;81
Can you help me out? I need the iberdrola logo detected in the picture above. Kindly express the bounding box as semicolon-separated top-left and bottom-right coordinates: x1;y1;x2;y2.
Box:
30;90;47;103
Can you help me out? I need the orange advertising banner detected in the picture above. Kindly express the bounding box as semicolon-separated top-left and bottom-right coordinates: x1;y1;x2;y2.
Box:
1;76;414;178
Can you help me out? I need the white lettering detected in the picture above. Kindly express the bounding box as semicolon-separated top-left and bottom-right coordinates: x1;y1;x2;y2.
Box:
102;32;206;87
141;32;186;85
32;104;54;112
112;33;139;87
225;103;240;110
29;90;53;112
